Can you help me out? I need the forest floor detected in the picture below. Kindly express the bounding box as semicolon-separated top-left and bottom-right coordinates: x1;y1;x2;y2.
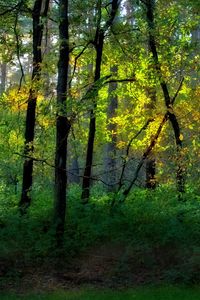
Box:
1;188;200;294
0;242;198;293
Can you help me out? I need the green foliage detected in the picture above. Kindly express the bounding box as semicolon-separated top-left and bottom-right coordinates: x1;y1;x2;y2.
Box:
0;186;200;284
1;287;200;300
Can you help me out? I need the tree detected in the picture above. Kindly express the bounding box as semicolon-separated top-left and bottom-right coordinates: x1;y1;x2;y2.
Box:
81;0;120;202
0;62;7;94
0;0;198;215
144;0;185;195
19;0;50;213
104;65;118;191
54;0;71;244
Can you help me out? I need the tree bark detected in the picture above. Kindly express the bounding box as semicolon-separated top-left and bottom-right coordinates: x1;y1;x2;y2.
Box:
54;0;71;245
19;0;50;214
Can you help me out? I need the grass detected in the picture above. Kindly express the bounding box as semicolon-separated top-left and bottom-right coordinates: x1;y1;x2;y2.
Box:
1;287;200;300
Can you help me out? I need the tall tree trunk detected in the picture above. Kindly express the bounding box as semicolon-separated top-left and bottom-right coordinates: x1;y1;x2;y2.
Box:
19;0;50;213
43;0;52;98
104;65;118;191
0;62;7;94
145;0;185;195
81;0;119;203
81;30;104;202
54;0;71;245
145;88;156;189
146;2;157;189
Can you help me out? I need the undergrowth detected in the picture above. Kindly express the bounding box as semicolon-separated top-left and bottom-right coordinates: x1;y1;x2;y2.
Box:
0;184;200;284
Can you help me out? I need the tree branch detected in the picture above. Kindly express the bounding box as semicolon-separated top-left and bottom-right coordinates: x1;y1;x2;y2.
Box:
14;152;115;187
121;114;168;200
0;2;22;16
69;41;92;87
105;77;136;84
118;118;155;191
171;77;184;105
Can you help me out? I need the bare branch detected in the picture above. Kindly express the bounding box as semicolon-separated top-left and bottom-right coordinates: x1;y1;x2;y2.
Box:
121;114;168;201
69;41;92;86
14;152;114;187
118;117;155;192
105;77;136;84
171;77;184;105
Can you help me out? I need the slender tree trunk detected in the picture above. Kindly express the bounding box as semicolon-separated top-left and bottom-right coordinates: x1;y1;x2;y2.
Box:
19;0;50;213
104;65;118;191
81;0;104;202
145;0;185;195
67;63;80;185
43;0;52;97
0;62;7;94
54;0;71;244
145;88;156;189
81;29;104;202
81;0;119;203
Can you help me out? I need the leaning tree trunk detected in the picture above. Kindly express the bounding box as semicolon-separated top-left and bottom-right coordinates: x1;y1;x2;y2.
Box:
145;0;185;195
19;0;50;214
54;0;71;245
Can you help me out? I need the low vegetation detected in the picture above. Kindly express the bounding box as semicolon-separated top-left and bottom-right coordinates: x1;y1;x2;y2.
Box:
0;185;200;290
1;286;200;300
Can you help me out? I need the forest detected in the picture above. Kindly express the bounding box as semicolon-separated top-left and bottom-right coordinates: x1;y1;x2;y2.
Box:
0;0;200;298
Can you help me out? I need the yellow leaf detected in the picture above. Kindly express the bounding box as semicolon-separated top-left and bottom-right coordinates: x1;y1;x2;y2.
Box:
179;134;184;141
